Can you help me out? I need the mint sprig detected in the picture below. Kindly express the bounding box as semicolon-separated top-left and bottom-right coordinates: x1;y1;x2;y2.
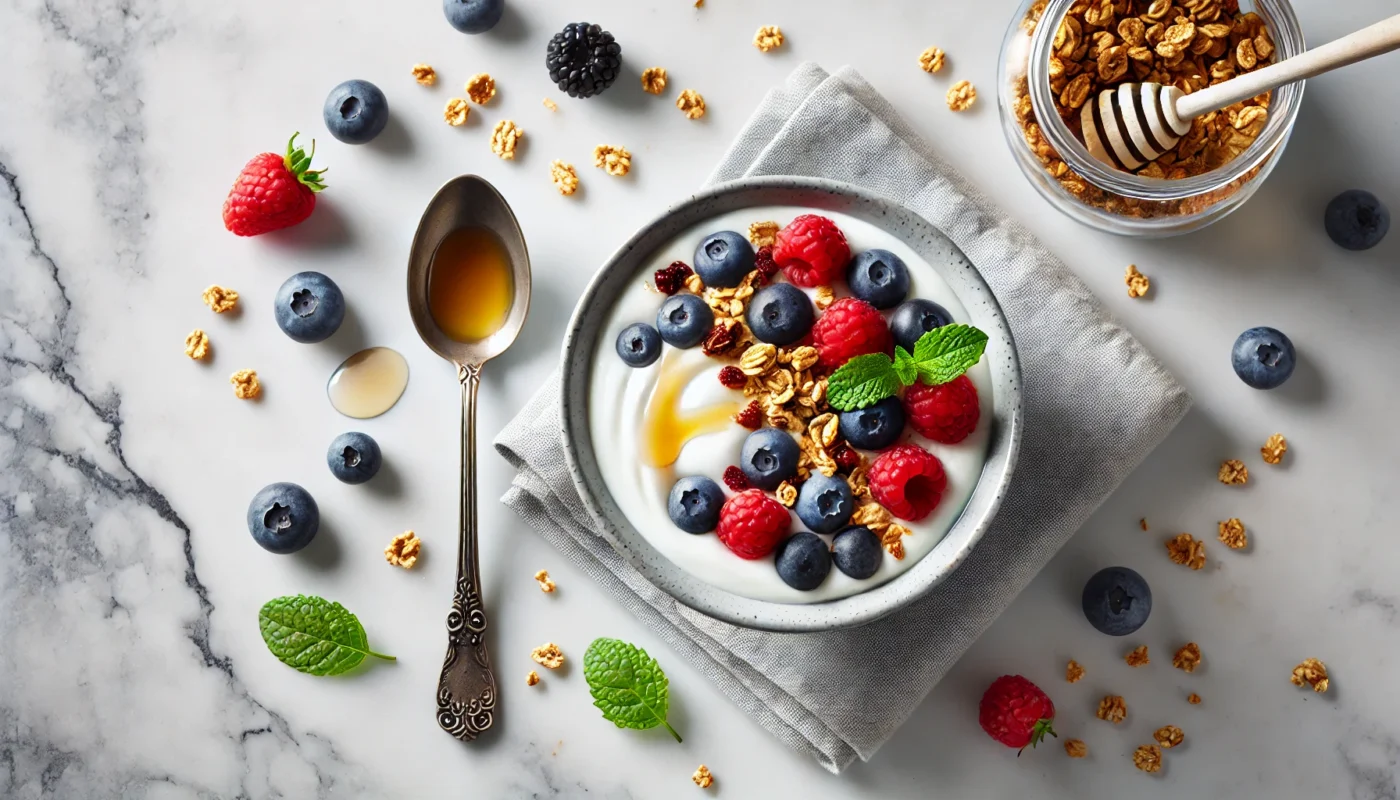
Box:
827;323;988;412
583;637;682;742
258;594;394;676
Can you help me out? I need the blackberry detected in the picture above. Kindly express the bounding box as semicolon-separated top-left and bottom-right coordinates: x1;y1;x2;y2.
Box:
546;22;622;98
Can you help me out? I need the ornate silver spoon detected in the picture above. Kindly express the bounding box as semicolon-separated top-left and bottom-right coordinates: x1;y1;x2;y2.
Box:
407;175;531;741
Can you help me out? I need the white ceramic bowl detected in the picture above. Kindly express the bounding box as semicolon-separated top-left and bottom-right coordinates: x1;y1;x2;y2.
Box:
560;177;1022;632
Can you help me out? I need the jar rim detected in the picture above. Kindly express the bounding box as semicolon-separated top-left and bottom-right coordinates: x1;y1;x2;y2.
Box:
1027;0;1306;202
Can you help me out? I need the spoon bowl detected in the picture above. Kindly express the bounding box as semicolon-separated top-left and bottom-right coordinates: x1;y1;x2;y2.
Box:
408;175;531;366
407;174;531;742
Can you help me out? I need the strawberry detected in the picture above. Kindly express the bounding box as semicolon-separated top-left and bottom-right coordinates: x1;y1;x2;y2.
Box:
223;133;327;236
979;675;1057;753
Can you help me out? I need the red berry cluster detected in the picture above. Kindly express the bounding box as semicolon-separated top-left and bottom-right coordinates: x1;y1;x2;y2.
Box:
653;261;693;295
753;245;780;278
717;365;747;389
722;466;750;492
735;400;763;430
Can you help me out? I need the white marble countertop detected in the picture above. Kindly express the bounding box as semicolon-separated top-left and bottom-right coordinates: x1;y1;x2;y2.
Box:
3;0;1398;797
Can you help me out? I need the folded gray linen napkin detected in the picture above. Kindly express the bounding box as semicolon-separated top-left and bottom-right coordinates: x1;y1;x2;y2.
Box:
495;63;1191;773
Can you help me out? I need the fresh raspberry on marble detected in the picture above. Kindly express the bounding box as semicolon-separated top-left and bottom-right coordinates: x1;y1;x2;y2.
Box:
722;466;751;492
774;215;849;287
716;489;790;559
222;133;326;236
868;443;946;521
718;365;747;389
979;675;1057;753
654;261;693;295
904;375;980;444
811;297;892;368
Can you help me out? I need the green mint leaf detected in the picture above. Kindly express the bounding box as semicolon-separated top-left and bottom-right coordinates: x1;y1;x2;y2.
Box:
258;594;395;676
583;637;682;743
892;346;918;386
827;353;901;411
911;324;989;386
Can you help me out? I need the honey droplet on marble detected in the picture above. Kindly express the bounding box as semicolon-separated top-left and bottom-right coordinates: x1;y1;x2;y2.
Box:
327;347;409;419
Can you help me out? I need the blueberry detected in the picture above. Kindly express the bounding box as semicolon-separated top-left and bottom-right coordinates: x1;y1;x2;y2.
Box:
327;432;382;484
890;299;953;353
1231;326;1295;390
443;0;504;33
837;396;906;451
655;294;713;349
774;532;831;591
795;474;854;534
745;283;814;345
1324;189;1390;251
274;271;345;343
667;476;725;534
616;322;662;367
1081;566;1152;636
693;231;755;288
739;428;800;490
847;249;910;310
832;526;882;579
246;482;320;554
323;80;389;145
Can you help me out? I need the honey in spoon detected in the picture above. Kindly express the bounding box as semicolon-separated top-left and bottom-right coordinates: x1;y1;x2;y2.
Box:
428;227;514;342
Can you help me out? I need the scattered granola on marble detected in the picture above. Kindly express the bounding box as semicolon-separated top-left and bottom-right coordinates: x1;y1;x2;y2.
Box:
202;284;239;313
1166;532;1206;570
550;160;579;196
385;531;421;569
677;89;706;119
531;642;565;669
443;98;470;126
1066;659;1085;683
1097;695;1127;724
1133;744;1162;774
1125;264;1151;298
1173;642;1202;673
1291;658;1329;693
692;764;714;789
184;329;211;360
526;670;540;686
412;64;437;86
1154;725;1184;748
1065;738;1088;758
918;46;946;73
1218;458;1249;485
1125;645;1150;667
1187;692;1202;704
594;144;632;177
490;120;523;159
534;569;556;593
753;25;784;52
641;67;668;95
1261;433;1288;464
230;369;261;400
465;73;496;104
1218;517;1247;549
947;80;977;111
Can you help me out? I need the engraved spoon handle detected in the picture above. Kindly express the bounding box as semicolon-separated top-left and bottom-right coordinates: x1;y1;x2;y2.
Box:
434;362;498;741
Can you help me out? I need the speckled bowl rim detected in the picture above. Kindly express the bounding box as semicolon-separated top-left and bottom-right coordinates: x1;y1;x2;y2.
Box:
560;176;1023;632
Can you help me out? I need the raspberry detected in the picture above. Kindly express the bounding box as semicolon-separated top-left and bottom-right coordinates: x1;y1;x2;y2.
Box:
830;441;860;473
811;297;892;368
774;215;850;287
735;400;762;430
904;376;980;444
722;466;750;492
716;489;791;559
717;366;746;389
868;443;947;521
654;261;693;295
753;245;779;277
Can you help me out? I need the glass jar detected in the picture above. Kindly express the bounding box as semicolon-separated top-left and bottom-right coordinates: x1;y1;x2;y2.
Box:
997;0;1305;237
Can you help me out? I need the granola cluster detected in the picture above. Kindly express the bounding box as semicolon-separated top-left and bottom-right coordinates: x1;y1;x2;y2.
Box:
692;764;714;789
918;46;946;74
465;73;496;104
1154;724;1185;748
1218;458;1249;484
641;67;668;95
1125;264;1150;298
946;80;977;112
1064;738;1088;758
526;670;540;686
1187;692;1202;704
1125;645;1150;667
677;89;706;120
202;285;239;313
534;569;557;593
748;221;779;248
490;120;523;159
185;329;211;360
550;160;579;196
385;531;421;568
594;144;632;177
1133;744;1162;773
542;97;558;112
1097;694;1127;724
1217;517;1246;549
1261;433;1287;464
531;642;565;669
1066;659;1085;683
443;98;470;126
1166;532;1206;570
411;64;436;86
753;25;784;52
230;369;261;400
1013;0;1276;218
1173;642;1202;672
1290;657;1329;693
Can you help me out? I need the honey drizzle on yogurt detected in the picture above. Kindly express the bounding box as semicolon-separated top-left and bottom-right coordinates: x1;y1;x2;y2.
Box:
640;349;739;468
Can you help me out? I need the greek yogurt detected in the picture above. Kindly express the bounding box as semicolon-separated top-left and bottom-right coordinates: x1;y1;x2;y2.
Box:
589;206;992;604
